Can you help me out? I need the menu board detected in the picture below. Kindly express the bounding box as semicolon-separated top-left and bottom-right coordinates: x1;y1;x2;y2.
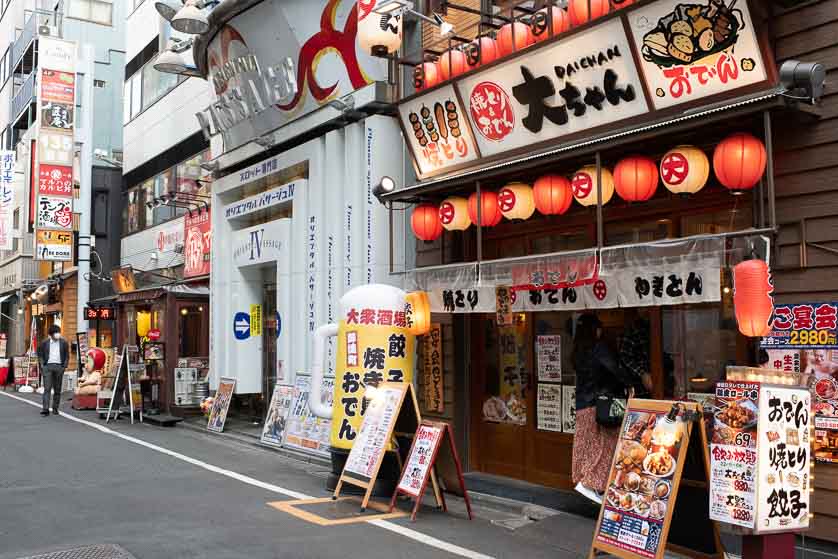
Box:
536;335;561;382
284;374;332;458
396;422;444;497
709;381;759;528
594;404;689;559
344;384;405;479
536;384;562;432
755;386;811;533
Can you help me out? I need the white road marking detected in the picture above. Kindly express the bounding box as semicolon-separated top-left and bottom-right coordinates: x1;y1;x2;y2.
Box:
1;391;494;559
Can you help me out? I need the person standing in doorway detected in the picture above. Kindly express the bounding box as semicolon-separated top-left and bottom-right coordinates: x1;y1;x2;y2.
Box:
37;325;69;416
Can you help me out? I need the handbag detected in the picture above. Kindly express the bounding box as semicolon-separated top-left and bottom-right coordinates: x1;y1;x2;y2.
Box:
595;394;627;427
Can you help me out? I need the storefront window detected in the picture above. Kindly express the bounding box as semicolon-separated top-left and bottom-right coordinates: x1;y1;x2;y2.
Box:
481;314;529;425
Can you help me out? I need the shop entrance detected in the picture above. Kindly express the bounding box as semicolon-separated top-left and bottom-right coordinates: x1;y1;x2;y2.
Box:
262;283;278;401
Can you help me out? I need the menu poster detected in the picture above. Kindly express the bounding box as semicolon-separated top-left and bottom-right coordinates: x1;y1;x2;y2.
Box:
260;384;295;448
396;422;444;498
755;386;811;533
709;381;759;528
562;385;577;433
0;333;7;358
537;384;562;432
13;356;31;386
814;416;838;463
284;374;332;458
536;335;561;382
495;286;513;328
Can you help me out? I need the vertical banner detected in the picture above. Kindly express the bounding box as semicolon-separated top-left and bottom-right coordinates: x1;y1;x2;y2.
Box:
35;38;76;262
0;151;15;250
184;209;212;278
423;323;443;413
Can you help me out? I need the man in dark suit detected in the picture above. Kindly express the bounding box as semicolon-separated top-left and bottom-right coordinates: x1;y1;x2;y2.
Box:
36;324;69;416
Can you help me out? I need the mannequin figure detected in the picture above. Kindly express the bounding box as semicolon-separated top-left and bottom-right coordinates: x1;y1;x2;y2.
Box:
76;348;106;396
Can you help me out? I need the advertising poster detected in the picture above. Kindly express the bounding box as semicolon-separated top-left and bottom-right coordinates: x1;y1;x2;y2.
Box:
396;422;444;497
536;383;561;432
595;407;686;558
495;286;513;327
0;334;6;358
536;335;561;382
627;0;768;110
755;386;811;533
562;384;577;433
422;323;443;413
284;374;333;458
483;320;527;425
0;151;14;251
344;384;404;479
260;384;294;448
13;356;30;386
184;209;212;278
40;69;75;104
815;417;838;463
207;377;236;433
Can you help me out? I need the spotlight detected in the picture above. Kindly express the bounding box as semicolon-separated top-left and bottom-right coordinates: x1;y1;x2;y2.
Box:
154;0;182;21
373;176;396;200
779;60;826;103
172;0;210;35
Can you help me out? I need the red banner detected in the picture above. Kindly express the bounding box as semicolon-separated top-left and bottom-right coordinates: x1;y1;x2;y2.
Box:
38;164;73;196
184;209;211;278
40;70;75;104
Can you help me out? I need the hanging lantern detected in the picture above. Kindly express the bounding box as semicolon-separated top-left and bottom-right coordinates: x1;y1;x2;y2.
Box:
465;37;499;69
439;196;471;231
497;22;534;58
411;204;443;241
572;166;614;207
733;259;774;337
498;182;536;220
713;132;767;191
531;6;570;43
533;174;573;215
660;146;709;196
358;0;403;57
468;191;503;227
405;291;431;336
439;49;468;81
568;0;611;26
414;62;440;91
614;156;659;202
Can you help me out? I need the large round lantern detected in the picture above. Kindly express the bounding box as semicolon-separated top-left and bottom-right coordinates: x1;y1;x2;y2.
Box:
405;291;431;336
531;6;570;43
614;156;659;202
534;174;573;215
411;204;443;241
358;0;402;56
713;132;767;191
468;191;503;227
414;62;440;91
439;49;467;81
572;166;614;207
497;22;534;57
439;197;471;231
733;259;774;337
498;182;536;220
568;0;611;26
465;37;498;69
660;146;709;195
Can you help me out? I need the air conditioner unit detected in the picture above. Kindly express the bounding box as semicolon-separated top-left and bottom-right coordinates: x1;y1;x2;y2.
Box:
38;25;50;35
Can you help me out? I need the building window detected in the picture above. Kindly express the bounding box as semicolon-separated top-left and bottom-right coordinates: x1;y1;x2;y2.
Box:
142;56;179;112
93;79;106;88
67;0;113;26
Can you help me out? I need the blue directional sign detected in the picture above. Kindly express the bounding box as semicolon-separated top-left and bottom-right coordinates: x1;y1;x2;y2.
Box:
276;312;281;339
234;312;251;340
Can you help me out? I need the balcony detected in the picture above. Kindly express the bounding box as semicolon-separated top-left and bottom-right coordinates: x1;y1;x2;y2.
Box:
10;71;36;129
11;10;64;76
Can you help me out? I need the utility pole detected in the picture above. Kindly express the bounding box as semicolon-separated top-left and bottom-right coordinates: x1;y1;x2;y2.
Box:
76;44;94;339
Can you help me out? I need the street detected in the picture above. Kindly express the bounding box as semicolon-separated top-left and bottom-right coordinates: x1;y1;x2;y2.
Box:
0;391;594;559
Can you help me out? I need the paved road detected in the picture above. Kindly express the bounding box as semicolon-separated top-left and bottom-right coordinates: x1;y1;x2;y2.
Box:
0;391;592;559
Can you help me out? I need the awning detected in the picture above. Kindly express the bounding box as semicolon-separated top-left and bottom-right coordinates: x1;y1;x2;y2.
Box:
115;281;209;303
382;88;788;203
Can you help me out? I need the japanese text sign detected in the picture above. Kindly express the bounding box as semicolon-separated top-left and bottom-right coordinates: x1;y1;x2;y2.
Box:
184;209;211;278
423;324;443;414
0;151;14;251
36;195;73;230
627;0;768;111
536;384;561;432
398;84;480;177
761;303;838;349
396;422;443;497
40;70;75;104
38;164;73;196
344;384;405;479
35;229;73;261
613;260;720;307
536;335;562;382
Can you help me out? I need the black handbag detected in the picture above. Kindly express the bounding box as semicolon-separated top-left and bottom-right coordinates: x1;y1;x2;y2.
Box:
595;394;627;427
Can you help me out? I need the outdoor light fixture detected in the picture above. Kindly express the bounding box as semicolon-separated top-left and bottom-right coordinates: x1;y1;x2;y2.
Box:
373;176;396;200
171;0;220;35
31;284;49;302
779;59;826;103
154;38;196;75
154;0;182;21
373;0;454;38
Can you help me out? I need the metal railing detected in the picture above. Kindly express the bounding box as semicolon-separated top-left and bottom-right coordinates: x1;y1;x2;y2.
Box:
10;71;35;123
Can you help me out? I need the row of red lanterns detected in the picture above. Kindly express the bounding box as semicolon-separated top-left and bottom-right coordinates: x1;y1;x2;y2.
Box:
411;132;767;241
416;1;634;91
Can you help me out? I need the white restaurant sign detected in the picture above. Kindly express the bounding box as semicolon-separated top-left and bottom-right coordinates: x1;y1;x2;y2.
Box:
224;179;299;220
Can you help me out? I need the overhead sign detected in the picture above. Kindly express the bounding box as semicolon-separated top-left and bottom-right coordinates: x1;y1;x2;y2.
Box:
35;195;73;229
184;209;211;278
223;180;299;220
0;151;14;251
38;164;73;196
35;229;72;261
761;302;838;349
234;312;250;340
232;219;289;268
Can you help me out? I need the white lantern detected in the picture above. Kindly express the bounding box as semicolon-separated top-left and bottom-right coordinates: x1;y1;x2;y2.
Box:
572;166;614;207
358;1;403;57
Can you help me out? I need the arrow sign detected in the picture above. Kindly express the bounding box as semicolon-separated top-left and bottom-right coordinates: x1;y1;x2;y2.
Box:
234;312;251;340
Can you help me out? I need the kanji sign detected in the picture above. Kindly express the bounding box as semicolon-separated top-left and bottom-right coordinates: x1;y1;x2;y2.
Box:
40;101;74;130
38;164;73;196
762;303;838;349
36;195;73;229
184;209;211;278
469;81;515;142
0;151;14;251
423;324;444;414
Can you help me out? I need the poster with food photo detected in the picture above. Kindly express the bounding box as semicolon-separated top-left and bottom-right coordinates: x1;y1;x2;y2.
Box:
814;419;838;464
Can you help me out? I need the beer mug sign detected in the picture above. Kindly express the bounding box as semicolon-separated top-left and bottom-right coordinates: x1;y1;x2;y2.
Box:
310;284;429;451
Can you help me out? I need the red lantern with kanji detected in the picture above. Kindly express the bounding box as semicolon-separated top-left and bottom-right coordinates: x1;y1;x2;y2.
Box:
614;156;659;202
497;22;534;57
713;132;767;191
414;62;440;91
411;204;443;241
531;6;570;43
439;49;467;81
468;191;503;227
465;37;498;69
568;0;612;26
498;182;536;220
733;259;774;337
533;174;573;215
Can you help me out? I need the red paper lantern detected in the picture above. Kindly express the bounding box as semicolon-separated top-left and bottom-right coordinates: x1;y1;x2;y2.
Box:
533;174;573;215
568;0;611;26
497;22;534;58
439;49;467;81
411;204;443;241
465;37;499;69
713;132;767;191
733;259;774;337
531;6;570;43
614;156;659;202
414;62;440;91
468;191;503;227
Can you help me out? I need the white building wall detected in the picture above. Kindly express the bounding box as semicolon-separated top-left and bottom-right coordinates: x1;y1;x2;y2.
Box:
126;0;162;61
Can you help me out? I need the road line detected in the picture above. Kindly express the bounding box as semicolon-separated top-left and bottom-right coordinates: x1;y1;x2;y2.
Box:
0;391;494;559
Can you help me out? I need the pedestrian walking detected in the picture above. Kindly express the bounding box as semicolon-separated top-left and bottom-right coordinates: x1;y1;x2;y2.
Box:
36;325;69;416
